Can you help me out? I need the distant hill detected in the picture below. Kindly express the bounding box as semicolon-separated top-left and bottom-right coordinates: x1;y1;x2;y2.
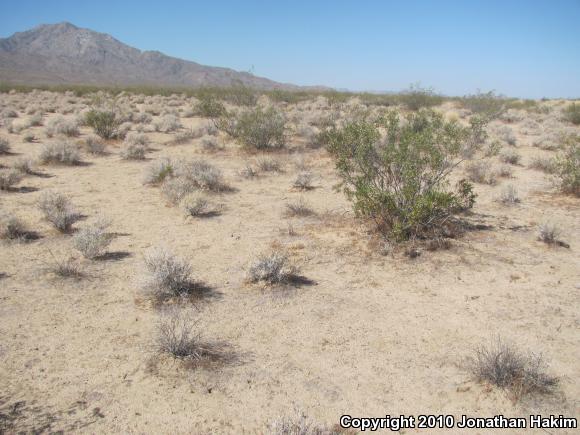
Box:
0;22;305;90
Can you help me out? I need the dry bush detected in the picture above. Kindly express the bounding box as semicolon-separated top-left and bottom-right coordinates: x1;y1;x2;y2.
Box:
120;143;147;160
497;126;516;145
499;149;521;165
48;254;83;278
257;157;282;172
285;198;315;217
154;114;182;133
529;156;556;173
39;141;81;165
174;160;225;192
161;177;195;204
0;211;28;240
465;161;496;184
142;158;175;185
0;169;23;190
496;164;513;178
293;171;314;190
156;307;203;359
23;133;35;143
142;246;195;298
248;251;296;284
72;219;113;259
499;184;520;205
37;190;80;232
124;132;149;147
554;138;579;196
239;164;258;179
201;136;220;151
0;137;10;154
469;337;558;400
182;193;218;218
537;222;564;245
84;135;106;155
220;107;286;150
562;102;580;125
45;116;79;137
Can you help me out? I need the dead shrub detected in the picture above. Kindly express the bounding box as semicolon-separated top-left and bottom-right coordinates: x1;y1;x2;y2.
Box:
141;246;195;299
248;251;296;284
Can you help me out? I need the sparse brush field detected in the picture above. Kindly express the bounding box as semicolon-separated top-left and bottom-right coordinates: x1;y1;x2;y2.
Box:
0;88;578;433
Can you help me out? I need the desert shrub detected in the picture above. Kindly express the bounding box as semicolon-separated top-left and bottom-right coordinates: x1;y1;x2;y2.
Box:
239;164;258;178
285;198;314;217
0;212;27;240
37;190;80;232
497;126;516;145
0;137;10;154
465;161;496;185
398;83;443;110
174;160;224;192
162;177;195;204
222;107;286;150
0;169;23;190
23;133;35;143
39;141;81;165
143;158;175;185
293;171;314;190
124;132;149;147
84;135;106;155
154;114;182;133
45;116;79;137
182;193;218;218
529;156;556;173
462;90;506;119
554;138;580;196
29;112;43;126
470;337;558;399
499;184;520;205
466;115;489;153
272;412;345;435
133;112;152;124
224;85;258;107
85;109;121;139
201;136;220;151
257;157;282;172
195;93;227;118
538;222;562;245
326;110;477;241
72;219;113;259
47;253;83;278
562;102;580;125
496;164;513;178
156;307;203;359
142;247;194;298
499;149;521;165
248;251;295;284
13;157;35;174
120;144;147;160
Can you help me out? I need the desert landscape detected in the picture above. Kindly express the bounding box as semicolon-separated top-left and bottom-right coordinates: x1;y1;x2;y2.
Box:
0;18;579;435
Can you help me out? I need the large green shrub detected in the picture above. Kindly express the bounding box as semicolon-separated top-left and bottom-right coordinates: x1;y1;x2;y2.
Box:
398;83;443;110
461;90;506;119
195;93;226;118
326;110;476;241
85;109;121;139
219;107;286;150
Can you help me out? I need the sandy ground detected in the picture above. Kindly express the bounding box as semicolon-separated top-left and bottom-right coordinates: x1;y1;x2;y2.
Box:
0;93;578;434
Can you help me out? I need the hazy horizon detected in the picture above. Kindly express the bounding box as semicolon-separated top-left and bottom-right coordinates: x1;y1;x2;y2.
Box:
1;0;579;99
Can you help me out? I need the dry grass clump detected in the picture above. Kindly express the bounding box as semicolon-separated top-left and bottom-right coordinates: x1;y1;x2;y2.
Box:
182;194;219;218
469;337;559;400
285;198;315;217
239;164;258;179
84;135;107;155
293;171;314;190
45;116;79;137
142;158;175;185
37;190;80;232
156;307;203;359
465;161;496;185
528;156;556;173
48;254;84;278
498;184;520;205
537;222;568;247
248;251;296;284
142;246;195;298
0;169;23;190
0;137;10;154
39;141;81;165
257;157;283;172
0;211;28;240
499;149;521;165
72;219;113;259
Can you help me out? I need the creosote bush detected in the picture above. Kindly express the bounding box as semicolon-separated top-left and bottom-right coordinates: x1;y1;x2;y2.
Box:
462;90;506;119
325;109;477;242
220;107;286;150
470;337;558;400
398;83;443;111
37;190;80;232
195;94;226;118
72;219;113;259
85;109;121;139
562;102;580;125
39;141;81;165
142;246;195;298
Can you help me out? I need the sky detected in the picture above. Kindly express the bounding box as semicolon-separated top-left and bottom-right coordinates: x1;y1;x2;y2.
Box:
1;0;579;98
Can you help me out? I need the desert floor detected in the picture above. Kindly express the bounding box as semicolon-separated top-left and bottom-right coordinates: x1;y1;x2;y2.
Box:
0;92;578;434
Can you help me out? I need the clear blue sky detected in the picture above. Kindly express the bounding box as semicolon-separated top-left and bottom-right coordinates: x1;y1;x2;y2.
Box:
1;0;579;98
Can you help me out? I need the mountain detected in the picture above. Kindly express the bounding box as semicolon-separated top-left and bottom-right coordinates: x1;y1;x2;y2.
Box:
0;22;300;90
